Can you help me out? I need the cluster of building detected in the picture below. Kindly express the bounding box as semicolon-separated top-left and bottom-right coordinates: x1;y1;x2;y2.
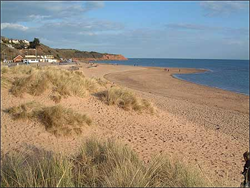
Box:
1;38;30;49
8;39;30;45
13;55;58;64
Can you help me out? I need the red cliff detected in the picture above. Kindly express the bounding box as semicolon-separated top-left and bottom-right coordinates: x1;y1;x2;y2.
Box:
101;54;128;60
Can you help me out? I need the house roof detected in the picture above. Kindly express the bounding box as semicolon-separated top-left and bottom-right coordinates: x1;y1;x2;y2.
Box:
13;55;23;60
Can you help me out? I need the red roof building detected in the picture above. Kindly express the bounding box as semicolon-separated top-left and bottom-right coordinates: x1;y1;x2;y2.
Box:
13;55;23;63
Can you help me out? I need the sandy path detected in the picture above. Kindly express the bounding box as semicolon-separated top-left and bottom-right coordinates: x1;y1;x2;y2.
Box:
1;63;249;186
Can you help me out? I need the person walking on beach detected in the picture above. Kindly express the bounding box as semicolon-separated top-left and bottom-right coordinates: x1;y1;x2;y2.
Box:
241;151;250;187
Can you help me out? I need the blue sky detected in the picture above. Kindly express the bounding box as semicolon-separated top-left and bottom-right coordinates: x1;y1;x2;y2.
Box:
1;1;249;59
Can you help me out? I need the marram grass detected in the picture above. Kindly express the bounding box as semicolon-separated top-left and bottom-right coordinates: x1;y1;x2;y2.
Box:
7;66;100;98
7;102;91;137
100;86;155;114
1;137;211;187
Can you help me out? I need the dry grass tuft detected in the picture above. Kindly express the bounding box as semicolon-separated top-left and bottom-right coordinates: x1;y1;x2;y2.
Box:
8;65;37;75
1;76;13;89
6;101;42;120
1;66;9;74
9;66;100;98
7;102;91;137
72;137;147;187
94;78;110;87
1;138;211;187
74;138;212;187
39;105;92;136
1;152;74;187
100;86;155;113
147;156;211;187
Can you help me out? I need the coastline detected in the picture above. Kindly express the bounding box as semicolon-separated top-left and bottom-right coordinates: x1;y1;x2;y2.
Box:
172;73;249;97
98;61;249;96
103;66;249;112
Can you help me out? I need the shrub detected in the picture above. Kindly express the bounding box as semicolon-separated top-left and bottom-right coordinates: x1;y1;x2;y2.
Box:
7;102;92;137
100;87;155;113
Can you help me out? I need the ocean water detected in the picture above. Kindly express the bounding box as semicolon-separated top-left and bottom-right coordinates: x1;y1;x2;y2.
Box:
94;58;249;95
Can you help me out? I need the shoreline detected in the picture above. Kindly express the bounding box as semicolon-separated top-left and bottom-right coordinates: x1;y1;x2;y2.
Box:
171;73;249;97
96;62;249;96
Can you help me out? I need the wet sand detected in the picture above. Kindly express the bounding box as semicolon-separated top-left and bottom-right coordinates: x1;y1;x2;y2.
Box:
1;63;249;186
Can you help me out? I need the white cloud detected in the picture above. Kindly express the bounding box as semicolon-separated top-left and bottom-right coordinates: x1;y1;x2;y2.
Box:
1;1;105;23
200;1;249;16
166;23;249;37
85;1;105;10
29;15;51;20
1;23;28;31
166;23;221;31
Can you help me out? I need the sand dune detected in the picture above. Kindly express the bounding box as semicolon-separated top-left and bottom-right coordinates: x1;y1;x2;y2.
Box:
1;63;249;186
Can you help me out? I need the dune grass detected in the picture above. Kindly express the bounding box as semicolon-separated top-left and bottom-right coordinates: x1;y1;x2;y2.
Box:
1;152;74;187
3;65;38;75
1;76;13;89
7;102;92;137
1;66;9;74
1;137;211;187
100;86;155;113
1;67;13;88
8;66;99;98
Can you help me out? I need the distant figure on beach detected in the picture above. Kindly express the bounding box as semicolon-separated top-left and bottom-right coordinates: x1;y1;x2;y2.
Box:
179;69;180;72
241;151;250;187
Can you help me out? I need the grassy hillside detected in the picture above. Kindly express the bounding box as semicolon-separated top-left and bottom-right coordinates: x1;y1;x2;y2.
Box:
1;43;22;60
1;36;120;61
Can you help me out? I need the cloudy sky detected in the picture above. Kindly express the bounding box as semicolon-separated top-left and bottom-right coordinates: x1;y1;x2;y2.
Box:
1;1;249;59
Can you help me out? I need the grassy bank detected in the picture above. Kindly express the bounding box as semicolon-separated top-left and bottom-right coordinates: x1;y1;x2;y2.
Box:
1;138;211;187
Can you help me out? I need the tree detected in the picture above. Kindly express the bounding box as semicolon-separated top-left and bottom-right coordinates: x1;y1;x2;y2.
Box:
30;38;40;48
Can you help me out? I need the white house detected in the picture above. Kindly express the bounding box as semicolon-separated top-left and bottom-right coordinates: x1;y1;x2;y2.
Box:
25;55;36;58
11;39;20;44
48;59;57;63
22;40;30;44
23;57;39;64
39;55;57;63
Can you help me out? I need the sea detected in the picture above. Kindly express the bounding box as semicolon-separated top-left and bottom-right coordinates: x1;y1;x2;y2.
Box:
94;58;249;96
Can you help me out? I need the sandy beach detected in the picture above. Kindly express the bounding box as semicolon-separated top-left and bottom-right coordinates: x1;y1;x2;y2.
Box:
1;63;249;186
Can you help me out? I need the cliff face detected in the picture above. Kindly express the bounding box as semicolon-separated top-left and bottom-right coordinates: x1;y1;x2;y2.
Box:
101;54;128;60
